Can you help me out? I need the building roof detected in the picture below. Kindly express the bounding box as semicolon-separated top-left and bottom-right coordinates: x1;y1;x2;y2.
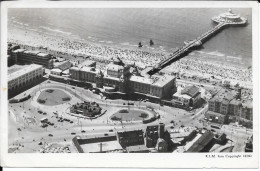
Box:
80;140;123;153
51;68;62;73
37;52;49;58
243;100;253;109
55;61;72;71
151;74;175;87
130;75;152;85
107;63;124;72
181;85;200;97
172;91;192;100
8;64;27;74
125;145;149;152
209;88;236;103
12;49;26;53
23;50;40;55
79;60;96;67
186;131;214;152
8;64;43;82
70;66;97;74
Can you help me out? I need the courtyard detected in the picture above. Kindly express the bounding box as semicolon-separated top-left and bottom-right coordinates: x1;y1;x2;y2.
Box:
37;89;71;106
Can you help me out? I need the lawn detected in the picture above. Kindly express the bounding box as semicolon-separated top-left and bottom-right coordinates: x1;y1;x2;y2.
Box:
110;109;151;121
37;89;71;106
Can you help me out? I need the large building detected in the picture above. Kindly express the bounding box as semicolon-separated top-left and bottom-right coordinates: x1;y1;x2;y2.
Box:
69;58;176;99
205;88;252;127
172;85;201;109
8;64;44;96
70;66;98;83
10;49;54;69
145;123;169;152
72;135;123;153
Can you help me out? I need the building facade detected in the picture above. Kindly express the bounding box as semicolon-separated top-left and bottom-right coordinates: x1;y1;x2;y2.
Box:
172;85;201;109
206;89;252;126
8;64;44;94
69;59;177;99
11;49;54;69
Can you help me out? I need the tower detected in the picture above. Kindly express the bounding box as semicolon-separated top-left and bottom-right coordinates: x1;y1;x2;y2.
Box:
95;70;104;88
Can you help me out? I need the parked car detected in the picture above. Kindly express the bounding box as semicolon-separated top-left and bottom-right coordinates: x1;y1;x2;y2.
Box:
48;134;53;137
71;132;76;135
104;133;108;136
109;129;113;132
211;129;216;132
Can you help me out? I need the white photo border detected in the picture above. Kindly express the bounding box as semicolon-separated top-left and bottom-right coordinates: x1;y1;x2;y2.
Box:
1;1;259;168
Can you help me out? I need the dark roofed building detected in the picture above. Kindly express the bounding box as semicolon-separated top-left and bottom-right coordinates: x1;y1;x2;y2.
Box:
172;85;201;109
55;60;72;71
125;145;149;153
11;49;54;69
185;131;214;152
117;130;144;148
181;85;200;98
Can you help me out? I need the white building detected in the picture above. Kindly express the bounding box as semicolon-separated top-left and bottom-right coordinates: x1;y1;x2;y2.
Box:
8;64;44;93
172;85;201;109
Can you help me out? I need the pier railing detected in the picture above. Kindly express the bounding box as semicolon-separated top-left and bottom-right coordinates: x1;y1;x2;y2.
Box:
151;22;228;73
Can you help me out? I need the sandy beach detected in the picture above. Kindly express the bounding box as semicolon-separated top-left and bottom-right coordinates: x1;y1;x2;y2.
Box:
8;25;252;89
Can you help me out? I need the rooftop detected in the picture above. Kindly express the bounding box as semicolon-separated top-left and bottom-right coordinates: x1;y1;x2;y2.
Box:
24;50;40;55
130;74;175;87
172;90;191;100
79;60;96;67
130;75;152;85
209;88;236;103
186;131;214;152
8;64;43;82
125;145;149;153
107;63;124;72
54;61;72;71
181;85;200;97
151;74;175;87
80;140;123;153
8;64;28;74
37;52;49;57
12;49;26;53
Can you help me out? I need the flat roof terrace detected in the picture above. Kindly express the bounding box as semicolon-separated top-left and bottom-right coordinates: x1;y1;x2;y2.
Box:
8;64;43;82
80;140;123;153
8;64;28;75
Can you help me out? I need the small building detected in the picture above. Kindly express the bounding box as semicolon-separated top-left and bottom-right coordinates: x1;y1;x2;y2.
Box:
204;111;228;124
125;145;150;153
54;60;72;71
72;135;123;153
185;131;214;153
117;130;145;148
172;85;201;109
50;68;62;76
78;60;96;68
8;64;44;98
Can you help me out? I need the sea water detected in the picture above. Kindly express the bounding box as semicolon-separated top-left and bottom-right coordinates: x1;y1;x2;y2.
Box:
8;8;252;66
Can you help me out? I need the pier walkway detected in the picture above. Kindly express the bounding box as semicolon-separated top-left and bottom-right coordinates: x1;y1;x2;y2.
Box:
148;21;240;75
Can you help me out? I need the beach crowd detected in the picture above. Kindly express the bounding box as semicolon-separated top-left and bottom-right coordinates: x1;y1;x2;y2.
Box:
8;27;252;88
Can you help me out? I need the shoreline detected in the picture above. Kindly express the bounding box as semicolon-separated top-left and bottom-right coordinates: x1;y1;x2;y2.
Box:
8;26;253;88
8;26;250;67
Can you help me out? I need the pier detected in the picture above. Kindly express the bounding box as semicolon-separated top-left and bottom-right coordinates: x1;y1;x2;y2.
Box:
147;10;247;75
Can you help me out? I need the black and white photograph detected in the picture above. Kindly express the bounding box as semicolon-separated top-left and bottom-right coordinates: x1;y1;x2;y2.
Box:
1;1;259;168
